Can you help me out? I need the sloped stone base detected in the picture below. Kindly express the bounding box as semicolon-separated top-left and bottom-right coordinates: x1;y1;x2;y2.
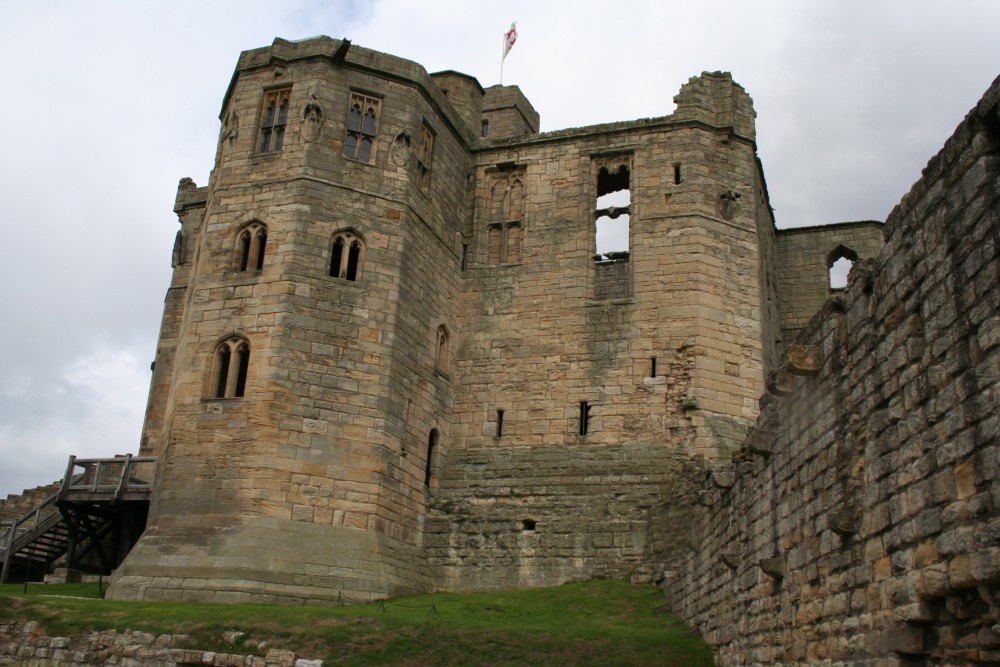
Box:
106;515;432;604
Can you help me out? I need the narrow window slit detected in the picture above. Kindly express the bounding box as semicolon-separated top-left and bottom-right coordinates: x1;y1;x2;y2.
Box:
424;429;438;488
651;356;657;377
496;409;504;437
579;401;591;436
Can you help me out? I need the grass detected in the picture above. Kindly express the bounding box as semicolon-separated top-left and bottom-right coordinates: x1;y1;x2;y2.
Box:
0;579;713;666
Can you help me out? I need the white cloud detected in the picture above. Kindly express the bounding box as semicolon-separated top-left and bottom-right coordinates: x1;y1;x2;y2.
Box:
0;344;151;497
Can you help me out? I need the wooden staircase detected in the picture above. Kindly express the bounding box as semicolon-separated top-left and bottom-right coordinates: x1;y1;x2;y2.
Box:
0;455;156;583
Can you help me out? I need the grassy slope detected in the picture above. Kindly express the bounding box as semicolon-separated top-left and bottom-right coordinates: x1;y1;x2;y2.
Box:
0;579;712;666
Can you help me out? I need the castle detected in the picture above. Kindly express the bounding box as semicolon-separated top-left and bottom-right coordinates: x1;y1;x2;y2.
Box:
88;35;997;663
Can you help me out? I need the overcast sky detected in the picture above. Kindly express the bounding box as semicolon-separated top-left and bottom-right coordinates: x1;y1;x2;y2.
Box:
1;0;998;499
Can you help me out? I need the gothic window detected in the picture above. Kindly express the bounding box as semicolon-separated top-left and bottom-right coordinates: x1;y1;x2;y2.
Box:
486;175;526;265
344;94;380;162
827;245;859;290
329;231;364;281
487;224;503;264
259;89;290;153
490;181;506;221
508;179;524;221
506;223;523;263
417;124;434;190
237;222;267;272
434;325;450;374
214;337;250;398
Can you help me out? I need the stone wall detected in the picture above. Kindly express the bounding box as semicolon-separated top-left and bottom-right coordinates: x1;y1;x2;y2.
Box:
0;483;59;522
0;620;321;666
776;220;885;341
425;442;703;590
669;75;1000;665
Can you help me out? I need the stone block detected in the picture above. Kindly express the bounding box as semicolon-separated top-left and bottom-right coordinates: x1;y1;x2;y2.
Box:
785;344;821;375
885;624;929;655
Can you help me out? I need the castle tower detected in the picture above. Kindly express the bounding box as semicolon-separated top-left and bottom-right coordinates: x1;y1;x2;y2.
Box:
110;37;474;602
423;71;781;590
109;37;781;602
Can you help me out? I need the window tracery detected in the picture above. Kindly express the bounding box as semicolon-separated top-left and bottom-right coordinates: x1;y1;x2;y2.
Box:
486;172;526;265
329;231;364;281
237;222;267;272
344;94;380;162
259;89;290;153
214;337;250;398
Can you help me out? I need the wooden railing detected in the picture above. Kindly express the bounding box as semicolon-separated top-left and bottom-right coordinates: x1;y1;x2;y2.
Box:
1;454;156;583
59;454;156;502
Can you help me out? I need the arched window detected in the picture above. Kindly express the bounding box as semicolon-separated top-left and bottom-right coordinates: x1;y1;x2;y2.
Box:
424;429;438;488
827;245;859;290
329;231;364;281
214;337;250;398
435;325;450;374
237;222;267;272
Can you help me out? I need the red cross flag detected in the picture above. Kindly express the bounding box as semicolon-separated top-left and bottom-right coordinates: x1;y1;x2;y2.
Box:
503;22;518;60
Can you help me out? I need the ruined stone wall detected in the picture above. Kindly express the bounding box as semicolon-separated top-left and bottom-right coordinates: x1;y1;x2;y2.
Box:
669;75;1000;666
0;483;59;522
430;72;776;590
0;620;322;666
776;220;885;341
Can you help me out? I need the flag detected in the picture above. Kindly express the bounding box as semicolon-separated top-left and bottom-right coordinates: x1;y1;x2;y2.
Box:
503;22;518;60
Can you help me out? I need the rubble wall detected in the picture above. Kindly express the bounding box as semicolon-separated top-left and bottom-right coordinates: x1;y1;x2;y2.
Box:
669;76;1000;665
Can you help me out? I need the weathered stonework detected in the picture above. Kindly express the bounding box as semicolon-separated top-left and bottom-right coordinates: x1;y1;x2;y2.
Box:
669;74;1000;665
107;36;882;604
0;620;321;666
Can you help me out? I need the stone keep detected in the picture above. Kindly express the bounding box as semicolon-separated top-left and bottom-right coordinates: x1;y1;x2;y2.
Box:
107;37;879;603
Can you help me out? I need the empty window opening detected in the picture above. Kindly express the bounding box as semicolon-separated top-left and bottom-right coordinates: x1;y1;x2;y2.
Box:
260;89;290;153
237;223;267;272
481;119;489;137
346;241;361;280
329;232;364;281
594;164;630;260
829;257;853;289
522;518;536;532
424;429;438;488
673;163;682;185
214;337;250;398
461;243;468;271
344;94;380;162
827;245;859;290
496;409;504;437
330;237;344;277
579;401;592;436
650;357;657;377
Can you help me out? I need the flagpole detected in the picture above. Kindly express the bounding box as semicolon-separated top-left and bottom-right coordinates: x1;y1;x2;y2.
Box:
500;32;505;85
